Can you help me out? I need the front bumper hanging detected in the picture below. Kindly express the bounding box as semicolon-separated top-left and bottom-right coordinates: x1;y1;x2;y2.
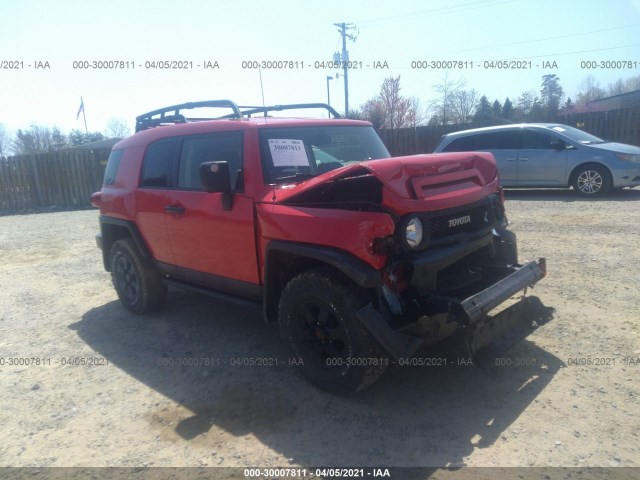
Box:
358;258;550;364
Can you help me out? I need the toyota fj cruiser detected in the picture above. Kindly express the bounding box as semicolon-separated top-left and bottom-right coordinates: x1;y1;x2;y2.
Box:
92;100;549;394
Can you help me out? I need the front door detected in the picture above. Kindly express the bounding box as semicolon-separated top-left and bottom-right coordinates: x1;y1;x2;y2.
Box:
516;129;568;186
164;131;260;291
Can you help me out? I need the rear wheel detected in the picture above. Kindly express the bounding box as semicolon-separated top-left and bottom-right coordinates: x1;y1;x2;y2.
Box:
571;164;612;197
278;267;388;395
110;238;166;314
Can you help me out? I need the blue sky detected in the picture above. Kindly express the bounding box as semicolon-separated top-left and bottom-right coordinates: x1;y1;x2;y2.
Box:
1;0;639;135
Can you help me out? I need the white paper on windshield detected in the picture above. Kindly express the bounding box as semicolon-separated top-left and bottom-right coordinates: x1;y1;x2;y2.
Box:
551;126;566;132
268;139;309;167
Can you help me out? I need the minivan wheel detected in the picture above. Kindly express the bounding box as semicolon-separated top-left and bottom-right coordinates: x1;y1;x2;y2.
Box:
110;238;166;314
278;267;388;395
572;164;612;197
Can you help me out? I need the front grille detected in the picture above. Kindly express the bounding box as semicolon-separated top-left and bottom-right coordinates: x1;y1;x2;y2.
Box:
429;204;491;239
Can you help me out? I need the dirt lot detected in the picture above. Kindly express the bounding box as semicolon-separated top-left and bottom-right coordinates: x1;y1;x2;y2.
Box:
0;189;639;472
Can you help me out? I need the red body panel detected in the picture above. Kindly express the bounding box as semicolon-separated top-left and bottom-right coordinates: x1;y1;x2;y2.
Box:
165;193;259;283
98;117;501;286
257;204;395;269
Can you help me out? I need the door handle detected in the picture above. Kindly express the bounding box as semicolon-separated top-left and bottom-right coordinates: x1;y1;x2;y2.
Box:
519;157;529;162
507;157;517;162
164;204;185;214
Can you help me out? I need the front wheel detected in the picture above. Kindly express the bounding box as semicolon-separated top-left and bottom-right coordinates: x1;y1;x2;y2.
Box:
571;164;612;197
278;267;388;395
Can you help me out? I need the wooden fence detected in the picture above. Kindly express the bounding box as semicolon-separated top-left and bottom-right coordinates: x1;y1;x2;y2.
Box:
379;107;640;156
1;107;639;214
0;149;109;214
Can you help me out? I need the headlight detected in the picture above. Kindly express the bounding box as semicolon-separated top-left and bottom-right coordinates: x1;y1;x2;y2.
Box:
616;154;640;163
405;217;423;248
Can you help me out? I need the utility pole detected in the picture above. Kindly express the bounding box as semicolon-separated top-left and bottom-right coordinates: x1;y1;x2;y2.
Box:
333;22;356;117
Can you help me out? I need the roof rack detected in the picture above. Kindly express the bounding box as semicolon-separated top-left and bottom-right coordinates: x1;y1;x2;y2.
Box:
135;100;242;132
237;103;341;119
135;100;341;132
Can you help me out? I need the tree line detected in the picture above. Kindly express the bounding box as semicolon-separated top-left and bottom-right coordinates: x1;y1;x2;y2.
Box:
349;73;640;130
0;119;130;158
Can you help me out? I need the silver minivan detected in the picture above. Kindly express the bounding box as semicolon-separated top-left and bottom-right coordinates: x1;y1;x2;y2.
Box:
434;123;640;197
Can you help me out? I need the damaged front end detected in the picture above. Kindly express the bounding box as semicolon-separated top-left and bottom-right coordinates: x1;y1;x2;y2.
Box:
269;152;551;366
359;255;549;367
360;201;551;367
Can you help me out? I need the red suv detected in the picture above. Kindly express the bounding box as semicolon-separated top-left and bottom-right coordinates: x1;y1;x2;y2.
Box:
92;100;549;394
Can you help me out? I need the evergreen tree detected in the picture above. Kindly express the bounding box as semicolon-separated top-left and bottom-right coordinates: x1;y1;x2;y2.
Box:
502;98;513;119
473;96;493;125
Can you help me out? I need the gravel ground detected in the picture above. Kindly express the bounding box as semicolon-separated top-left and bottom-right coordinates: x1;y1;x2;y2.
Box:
0;188;639;472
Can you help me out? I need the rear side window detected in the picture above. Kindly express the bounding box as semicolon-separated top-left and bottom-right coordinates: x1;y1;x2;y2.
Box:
442;136;477;152
141;139;177;188
177;132;244;191
470;131;521;150
103;150;123;185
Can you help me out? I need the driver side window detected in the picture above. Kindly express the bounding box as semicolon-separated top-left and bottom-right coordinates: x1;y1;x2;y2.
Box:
521;130;558;149
177;132;244;191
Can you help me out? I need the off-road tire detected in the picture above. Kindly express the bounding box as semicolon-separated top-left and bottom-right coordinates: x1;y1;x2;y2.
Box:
278;267;388;395
110;238;166;314
571;163;612;197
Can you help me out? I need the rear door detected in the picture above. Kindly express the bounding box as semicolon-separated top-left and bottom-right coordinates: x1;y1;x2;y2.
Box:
164;131;260;293
135;138;177;265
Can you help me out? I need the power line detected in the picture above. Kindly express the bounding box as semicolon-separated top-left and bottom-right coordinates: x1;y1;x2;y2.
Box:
493;42;640;61
441;23;640;55
358;0;521;26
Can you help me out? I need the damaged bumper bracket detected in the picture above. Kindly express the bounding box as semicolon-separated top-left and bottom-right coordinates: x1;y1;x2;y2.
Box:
358;258;549;363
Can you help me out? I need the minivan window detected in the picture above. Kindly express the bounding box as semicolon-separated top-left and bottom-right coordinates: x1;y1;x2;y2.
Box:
549;125;605;144
470;130;521;150
521;130;558;149
442;136;477;152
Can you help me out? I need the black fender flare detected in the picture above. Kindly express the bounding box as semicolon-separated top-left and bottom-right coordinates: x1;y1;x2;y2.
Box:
263;240;384;322
99;216;152;270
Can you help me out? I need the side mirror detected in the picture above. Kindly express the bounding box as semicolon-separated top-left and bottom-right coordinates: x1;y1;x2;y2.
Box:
550;141;565;151
200;161;233;210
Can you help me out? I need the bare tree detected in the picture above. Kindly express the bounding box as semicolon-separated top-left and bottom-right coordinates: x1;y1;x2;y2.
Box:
105;118;131;139
624;75;640;91
353;76;416;130
450;88;479;124
0;123;11;158
408;97;428;127
361;99;387;130
575;75;604;106
378;76;414;130
12;125;67;155
430;74;466;125
606;78;626;97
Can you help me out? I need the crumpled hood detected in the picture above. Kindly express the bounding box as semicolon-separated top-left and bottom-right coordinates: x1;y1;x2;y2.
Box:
262;152;498;207
360;152;498;199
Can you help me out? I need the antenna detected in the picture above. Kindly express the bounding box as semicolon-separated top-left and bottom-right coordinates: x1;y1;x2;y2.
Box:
258;67;267;119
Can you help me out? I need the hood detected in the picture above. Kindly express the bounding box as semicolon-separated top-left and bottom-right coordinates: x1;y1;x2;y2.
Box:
262;152;498;209
585;142;640;155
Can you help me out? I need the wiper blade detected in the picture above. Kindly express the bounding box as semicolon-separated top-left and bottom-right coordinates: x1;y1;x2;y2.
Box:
274;172;318;183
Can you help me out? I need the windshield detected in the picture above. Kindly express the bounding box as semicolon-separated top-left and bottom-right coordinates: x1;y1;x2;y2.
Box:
259;125;390;183
548;125;605;144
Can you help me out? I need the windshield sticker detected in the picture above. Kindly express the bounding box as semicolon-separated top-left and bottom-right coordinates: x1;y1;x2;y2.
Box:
268;139;309;167
551;126;566;132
